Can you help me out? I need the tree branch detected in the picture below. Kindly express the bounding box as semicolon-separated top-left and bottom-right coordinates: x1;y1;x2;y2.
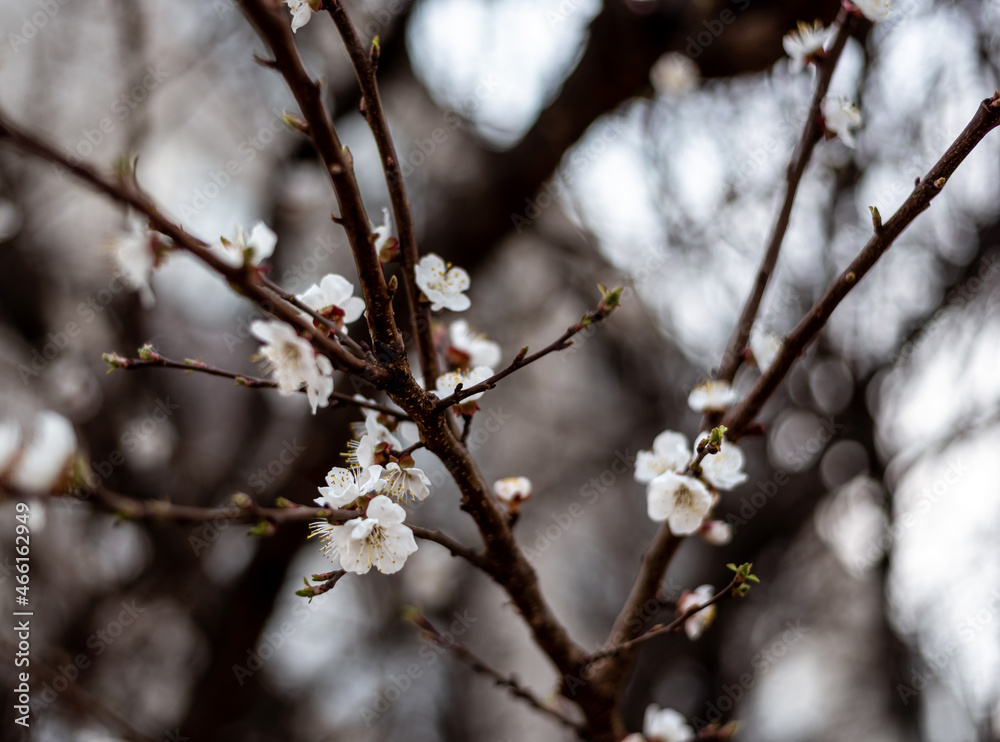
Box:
722;92;1000;439
322;0;441;389
409;610;585;735
30;486;483;565
588;575;740;664
715;10;854;385
0;109;386;384
434;300;616;410
103;350;409;418
237;0;403;361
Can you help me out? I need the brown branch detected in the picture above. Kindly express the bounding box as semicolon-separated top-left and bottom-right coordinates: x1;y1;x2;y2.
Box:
410;611;584;734
259;275;369;360
602;528;682;652
0;109;385;384
715;10;854;385
322;0;441;389
434;302;615;410
237;0;403;362
104;350;410;418
588;575;740;664
722;92;1000;439
298;570;348;599
29;487;482;565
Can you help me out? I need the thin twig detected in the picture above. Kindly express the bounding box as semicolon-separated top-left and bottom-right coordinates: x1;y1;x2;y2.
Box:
0;109;385;383
260;275;369;359
723;92;1000;439
105;351;409;418
27;487;483;565
715;10;854;385
299;570;347;599
237;0;403;360
396;441;426;458
435;304;614;410
587;576;739;664
323;0;440;388
410;611;584;734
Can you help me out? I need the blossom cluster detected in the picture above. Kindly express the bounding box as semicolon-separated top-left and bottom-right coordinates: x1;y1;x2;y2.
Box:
309;407;429;574
781;1;893;149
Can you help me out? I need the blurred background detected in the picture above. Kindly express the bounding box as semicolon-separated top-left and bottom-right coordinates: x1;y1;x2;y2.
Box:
1;0;1000;740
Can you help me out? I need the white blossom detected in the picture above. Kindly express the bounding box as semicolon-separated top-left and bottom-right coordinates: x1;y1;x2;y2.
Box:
677;584;717;640
364;410;401;450
349;434;378;469
782;20;832;71
315;465;384;509
216;221;277;267
310;495;418;574
695;433;748;491
9;412;77;493
643;705;694;742
699;520;733;546
250;320;333;414
434;366;494;402
635;430;690;484
494;476;532;502
650;53;699;96
382;462;432;502
285;0;313;32
687;380;737;413
448;320;502;369
111;218;159;307
415;253;471;312
821;96;862;148
749;326;782;372
646;471;712;535
298;274;366;328
307;355;335;414
852;0;890;22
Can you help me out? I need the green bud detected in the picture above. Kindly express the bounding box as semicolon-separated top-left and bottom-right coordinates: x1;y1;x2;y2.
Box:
281;111;309;133
232;492;253;509
598;284;624;313
247;520;276;538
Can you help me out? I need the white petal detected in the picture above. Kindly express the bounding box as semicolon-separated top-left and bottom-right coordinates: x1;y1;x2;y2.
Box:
247;222;277;262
